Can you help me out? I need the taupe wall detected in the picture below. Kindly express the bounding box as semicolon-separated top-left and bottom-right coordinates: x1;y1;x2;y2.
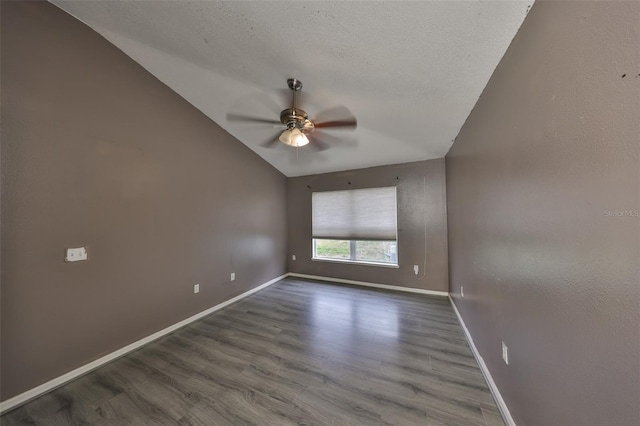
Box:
287;159;448;292
0;1;287;401
446;2;639;425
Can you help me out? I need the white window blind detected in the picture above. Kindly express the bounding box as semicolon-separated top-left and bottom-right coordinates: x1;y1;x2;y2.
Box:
312;187;397;241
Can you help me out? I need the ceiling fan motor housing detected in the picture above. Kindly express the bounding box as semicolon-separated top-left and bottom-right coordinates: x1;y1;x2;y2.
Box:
280;107;310;130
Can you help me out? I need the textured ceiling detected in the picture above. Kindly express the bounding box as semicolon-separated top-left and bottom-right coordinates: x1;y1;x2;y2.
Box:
52;1;533;177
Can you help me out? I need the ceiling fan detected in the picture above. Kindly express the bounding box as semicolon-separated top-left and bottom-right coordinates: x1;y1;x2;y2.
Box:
227;79;357;151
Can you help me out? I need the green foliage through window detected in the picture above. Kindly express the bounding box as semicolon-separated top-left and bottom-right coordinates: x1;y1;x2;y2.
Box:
313;239;397;265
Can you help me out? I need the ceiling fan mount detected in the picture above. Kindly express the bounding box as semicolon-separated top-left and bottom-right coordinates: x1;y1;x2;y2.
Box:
227;78;357;151
287;78;303;92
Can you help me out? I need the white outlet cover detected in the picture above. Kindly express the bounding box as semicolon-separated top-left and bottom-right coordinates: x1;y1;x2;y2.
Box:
230;272;235;281
502;341;509;365
65;247;88;262
413;265;419;275
194;284;200;294
292;255;296;261
461;286;464;297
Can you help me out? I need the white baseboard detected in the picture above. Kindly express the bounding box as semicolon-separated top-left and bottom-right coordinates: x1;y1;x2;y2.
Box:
449;295;516;426
0;273;287;415
288;272;449;297
0;271;448;414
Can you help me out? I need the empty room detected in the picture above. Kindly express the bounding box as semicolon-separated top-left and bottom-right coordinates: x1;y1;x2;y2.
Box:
1;1;638;425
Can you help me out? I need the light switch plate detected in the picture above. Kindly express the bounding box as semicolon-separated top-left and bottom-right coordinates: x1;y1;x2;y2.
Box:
230;272;236;281
194;284;200;294
65;247;87;262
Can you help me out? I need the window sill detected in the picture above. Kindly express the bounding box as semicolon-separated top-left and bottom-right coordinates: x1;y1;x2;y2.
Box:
311;257;399;268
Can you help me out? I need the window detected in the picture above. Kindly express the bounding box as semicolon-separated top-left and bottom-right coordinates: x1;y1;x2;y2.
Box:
312;187;398;266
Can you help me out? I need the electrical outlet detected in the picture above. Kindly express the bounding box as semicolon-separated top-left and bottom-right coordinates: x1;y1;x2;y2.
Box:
292;254;296;261
194;284;200;294
230;272;235;281
461;286;464;297
502;341;509;365
65;247;88;262
413;265;419;275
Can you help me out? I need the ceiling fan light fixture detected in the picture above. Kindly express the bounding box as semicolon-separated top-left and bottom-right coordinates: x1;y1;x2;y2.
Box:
279;127;309;147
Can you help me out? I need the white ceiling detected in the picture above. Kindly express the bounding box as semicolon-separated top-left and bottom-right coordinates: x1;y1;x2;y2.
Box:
52;1;533;177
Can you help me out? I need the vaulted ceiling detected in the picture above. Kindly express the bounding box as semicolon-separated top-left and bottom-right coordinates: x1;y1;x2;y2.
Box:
52;1;533;177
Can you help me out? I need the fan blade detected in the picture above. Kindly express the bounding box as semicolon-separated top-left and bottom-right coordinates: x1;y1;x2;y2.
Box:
308;134;330;152
226;113;281;125
314;116;357;130
311;130;358;150
313;105;357;130
259;131;282;148
313;105;353;122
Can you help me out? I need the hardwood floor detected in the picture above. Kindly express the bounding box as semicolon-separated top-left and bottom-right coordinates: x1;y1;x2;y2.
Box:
1;278;504;425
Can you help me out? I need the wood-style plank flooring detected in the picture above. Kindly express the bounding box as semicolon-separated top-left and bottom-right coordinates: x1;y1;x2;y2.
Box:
1;278;504;425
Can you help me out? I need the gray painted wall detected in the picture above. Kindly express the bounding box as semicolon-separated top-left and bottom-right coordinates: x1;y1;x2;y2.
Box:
446;2;640;425
1;1;287;401
287;159;449;292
